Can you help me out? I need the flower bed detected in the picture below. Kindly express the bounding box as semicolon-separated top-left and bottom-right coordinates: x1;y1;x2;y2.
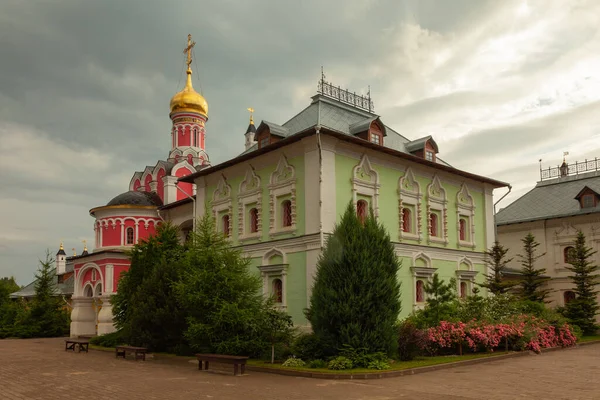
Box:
422;315;577;355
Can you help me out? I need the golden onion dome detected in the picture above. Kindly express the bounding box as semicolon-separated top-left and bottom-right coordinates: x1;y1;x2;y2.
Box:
169;69;208;117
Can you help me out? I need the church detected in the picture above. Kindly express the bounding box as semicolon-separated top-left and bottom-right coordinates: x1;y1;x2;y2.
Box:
40;35;508;337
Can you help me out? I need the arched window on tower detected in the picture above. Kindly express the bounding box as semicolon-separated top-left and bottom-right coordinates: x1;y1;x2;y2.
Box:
402;208;411;233
356;200;368;224
272;278;283;303
126;227;134;245
193;128;198;147
416;280;424;303
282;200;292;227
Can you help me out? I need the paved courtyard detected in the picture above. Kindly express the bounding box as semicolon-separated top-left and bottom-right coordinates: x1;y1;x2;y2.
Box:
2;338;600;400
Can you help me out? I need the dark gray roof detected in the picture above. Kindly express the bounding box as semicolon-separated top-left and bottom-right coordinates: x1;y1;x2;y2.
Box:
496;172;600;225
348;116;386;136
405;135;439;153
245;123;256;134
107;191;163;207
257;121;289;138
10;268;74;299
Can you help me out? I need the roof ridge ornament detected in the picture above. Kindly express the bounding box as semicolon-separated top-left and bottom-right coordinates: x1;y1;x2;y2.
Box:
317;67;374;113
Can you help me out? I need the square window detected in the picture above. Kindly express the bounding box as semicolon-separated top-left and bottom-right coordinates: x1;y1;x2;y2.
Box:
425;151;434;162
582;194;595;208
260;136;269;148
370;133;381;145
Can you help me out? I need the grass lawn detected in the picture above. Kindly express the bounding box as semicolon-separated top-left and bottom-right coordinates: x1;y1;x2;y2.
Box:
579;335;600;343
248;352;510;374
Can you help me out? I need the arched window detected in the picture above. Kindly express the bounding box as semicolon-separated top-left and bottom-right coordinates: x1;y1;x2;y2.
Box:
564;246;575;264
402;208;411;233
429;213;438;237
459;218;467;241
416;280;424;303
249;208;259;233
281;200;292;227
272;278;283;303
356;200;368;224
564;290;576;305
94;283;102;297
126;227;135;245
91;269;97;281
222;214;230;237
84;285;93;298
193;128;198;147
460;281;467;299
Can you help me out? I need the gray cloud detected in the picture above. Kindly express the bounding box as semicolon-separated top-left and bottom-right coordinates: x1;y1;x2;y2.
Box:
1;0;600;284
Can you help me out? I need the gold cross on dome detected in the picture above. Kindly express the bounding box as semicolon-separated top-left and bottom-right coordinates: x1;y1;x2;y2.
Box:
247;107;255;124
183;34;196;69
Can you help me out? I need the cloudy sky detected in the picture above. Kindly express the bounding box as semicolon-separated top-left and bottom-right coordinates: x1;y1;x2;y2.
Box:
1;0;599;284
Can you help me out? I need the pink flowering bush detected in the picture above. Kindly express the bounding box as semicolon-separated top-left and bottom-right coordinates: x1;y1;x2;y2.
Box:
422;315;577;355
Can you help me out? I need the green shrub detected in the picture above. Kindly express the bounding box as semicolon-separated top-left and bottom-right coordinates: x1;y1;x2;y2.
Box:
328;356;353;370
338;345;387;368
90;331;126;348
308;359;327;369
397;320;426;361
282;356;305;367
367;360;391;370
291;333;333;361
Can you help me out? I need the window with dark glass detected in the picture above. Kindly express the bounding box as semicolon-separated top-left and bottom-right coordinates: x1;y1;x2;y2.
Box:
416;280;424;302
564;246;575;264
281;200;292;227
260;136;269;148
126;227;134;245
429;213;438;237
402;208;411;233
272;279;283;303
582;194;595;208
459;218;467;241
222;214;230;237
249;208;259;233
460;281;467;299
356;200;368;224
564;290;575;305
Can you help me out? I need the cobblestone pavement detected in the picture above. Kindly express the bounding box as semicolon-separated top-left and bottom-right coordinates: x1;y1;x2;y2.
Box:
2;338;599;400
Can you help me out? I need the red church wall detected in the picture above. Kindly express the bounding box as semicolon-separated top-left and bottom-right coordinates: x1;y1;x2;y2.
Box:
175;167;193;201
179;126;192;146
102;222;122;247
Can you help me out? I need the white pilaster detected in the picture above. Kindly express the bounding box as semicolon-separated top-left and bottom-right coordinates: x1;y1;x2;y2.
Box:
163;175;178;205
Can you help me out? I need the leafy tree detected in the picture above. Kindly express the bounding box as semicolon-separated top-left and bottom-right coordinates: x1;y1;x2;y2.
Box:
306;202;402;357
0;277;22;338
18;252;70;338
0;277;19;307
112;222;187;353
564;231;600;335
517;233;550;303
421;274;457;326
174;213;268;356
262;304;295;363
480;241;517;295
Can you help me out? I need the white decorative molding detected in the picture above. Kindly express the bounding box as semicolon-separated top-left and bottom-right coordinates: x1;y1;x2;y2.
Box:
268;155;297;236
410;252;437;309
238;166;262;241
351;154;380;217
426;174;448;245
212;174;233;237
258;248;288;308
398;167;422;242
456;183;476;249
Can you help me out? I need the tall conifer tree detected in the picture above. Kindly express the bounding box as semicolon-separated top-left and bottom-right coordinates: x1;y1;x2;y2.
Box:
564;231;600;335
480;241;517;295
307;202;401;356
517;233;550;303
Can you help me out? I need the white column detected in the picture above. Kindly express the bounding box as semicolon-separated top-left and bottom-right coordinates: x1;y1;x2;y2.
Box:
70;297;97;338
105;265;114;294
163;175;178;205
97;295;116;335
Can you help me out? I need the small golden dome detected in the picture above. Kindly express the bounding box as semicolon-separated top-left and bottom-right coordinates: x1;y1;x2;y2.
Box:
169;69;208;117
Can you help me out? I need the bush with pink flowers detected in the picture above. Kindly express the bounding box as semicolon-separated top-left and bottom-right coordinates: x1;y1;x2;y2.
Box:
421;315;577;355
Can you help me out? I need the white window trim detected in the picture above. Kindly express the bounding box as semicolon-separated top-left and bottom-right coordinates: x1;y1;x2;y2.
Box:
398;167;422;242
238;166;262;241
212;175;233;238
268;155;297;237
258;249;288;310
426;174;448;245
456;256;478;297
456;183;476;249
351;154;380;218
410;252;437;310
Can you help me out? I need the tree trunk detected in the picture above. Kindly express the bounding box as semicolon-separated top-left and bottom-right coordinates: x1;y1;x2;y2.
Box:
271;344;275;364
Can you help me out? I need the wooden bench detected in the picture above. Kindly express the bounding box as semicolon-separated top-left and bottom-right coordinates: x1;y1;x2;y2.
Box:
196;354;249;376
65;339;89;353
115;345;148;361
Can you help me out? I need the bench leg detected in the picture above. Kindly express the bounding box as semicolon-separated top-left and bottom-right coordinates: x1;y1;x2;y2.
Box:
241;364;245;375
234;364;239;376
204;361;209;370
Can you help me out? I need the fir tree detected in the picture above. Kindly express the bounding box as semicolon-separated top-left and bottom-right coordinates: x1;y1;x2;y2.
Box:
422;274;457;326
517;233;551;303
23;251;70;337
306;202;402;356
480;241;517;295
112;222;186;353
564;231;600;335
174;213;268;356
